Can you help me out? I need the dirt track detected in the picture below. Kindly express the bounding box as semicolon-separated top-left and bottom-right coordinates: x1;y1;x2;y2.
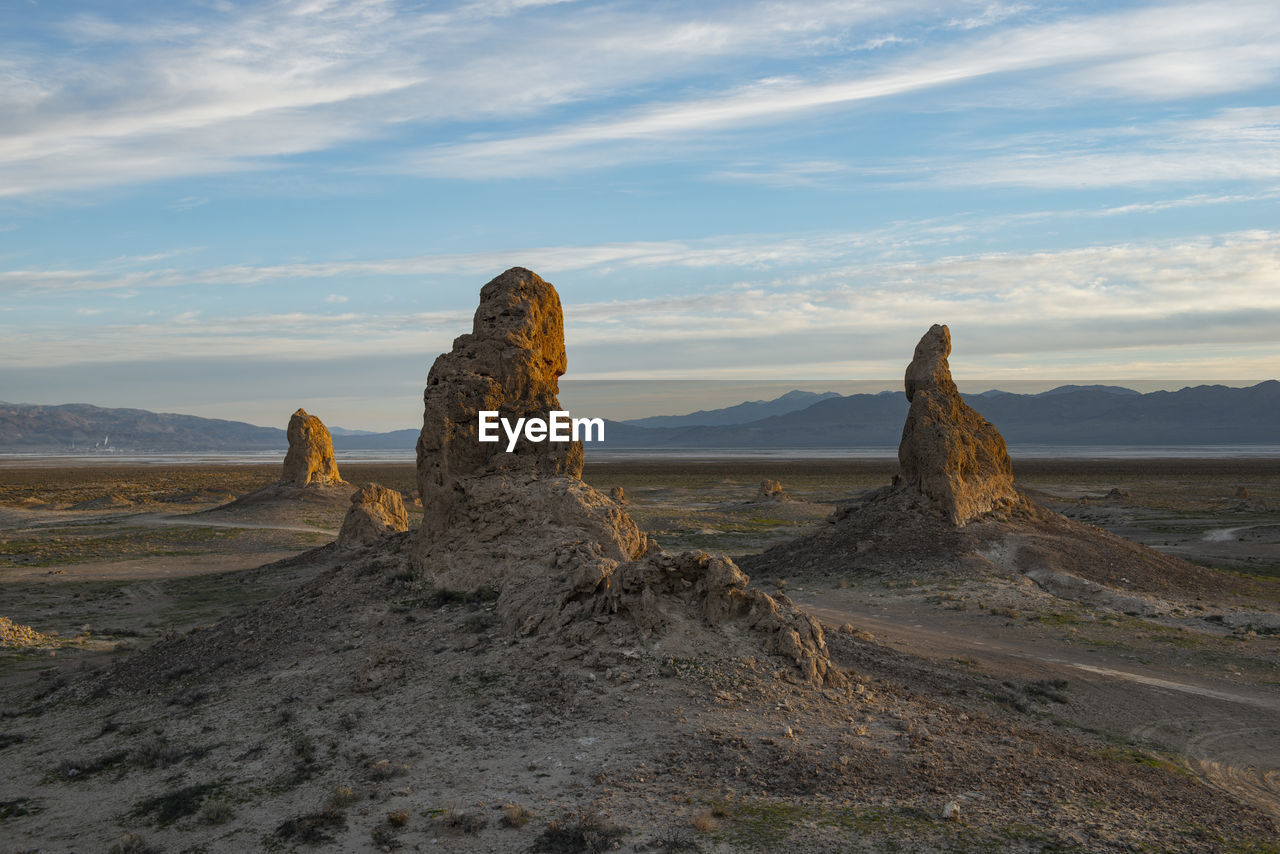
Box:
799;595;1280;818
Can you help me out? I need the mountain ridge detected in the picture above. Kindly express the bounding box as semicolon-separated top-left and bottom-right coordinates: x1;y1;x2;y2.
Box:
2;382;1277;453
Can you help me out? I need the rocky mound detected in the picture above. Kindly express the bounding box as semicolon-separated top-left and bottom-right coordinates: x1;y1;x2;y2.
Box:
218;408;353;509
337;483;409;549
0;616;49;649
741;324;1230;606
282;408;343;487
757;479;791;501
411;267;840;685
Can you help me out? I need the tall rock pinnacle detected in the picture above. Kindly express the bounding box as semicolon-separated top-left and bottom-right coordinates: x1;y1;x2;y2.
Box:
281;408;342;487
416;267;586;536
897;324;1017;525
409;268;843;687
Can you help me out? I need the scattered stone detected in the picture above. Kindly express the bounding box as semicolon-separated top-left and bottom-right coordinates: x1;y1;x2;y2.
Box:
1236;486;1250;499
942;800;961;821
281;408;342;487
337;484;410;549
757;480;790;502
0;616;48;649
898;324;1018;525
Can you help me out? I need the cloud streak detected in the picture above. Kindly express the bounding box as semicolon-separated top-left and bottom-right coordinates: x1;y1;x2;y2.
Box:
6;231;1278;381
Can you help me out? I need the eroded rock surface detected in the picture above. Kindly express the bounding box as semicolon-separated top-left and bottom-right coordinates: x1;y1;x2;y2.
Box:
337;483;410;549
282;409;342;487
411;267;843;686
757;479;790;502
898;325;1018;525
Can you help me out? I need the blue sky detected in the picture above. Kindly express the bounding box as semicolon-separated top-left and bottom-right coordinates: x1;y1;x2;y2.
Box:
2;0;1278;430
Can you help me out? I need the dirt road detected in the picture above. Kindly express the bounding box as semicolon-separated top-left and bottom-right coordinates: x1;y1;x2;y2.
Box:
799;595;1280;818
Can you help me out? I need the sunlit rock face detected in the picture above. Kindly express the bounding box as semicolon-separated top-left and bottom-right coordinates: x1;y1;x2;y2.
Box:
337;483;409;549
415;267;585;537
281;408;342;487
897;324;1018;525
409;267;845;688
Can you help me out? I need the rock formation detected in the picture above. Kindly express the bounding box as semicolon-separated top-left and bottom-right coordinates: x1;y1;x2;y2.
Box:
281;409;342;486
610;486;628;504
757;479;790;502
411;267;843;686
897;324;1018;525
337;483;409;549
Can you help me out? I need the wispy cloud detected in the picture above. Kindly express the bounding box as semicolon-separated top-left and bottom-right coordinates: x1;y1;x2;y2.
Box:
7;1;1280;193
6;231;1278;381
400;1;1280;178
927;107;1280;188
0;0;948;197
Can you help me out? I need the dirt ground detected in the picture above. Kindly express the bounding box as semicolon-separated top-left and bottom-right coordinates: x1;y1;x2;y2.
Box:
1;457;1278;851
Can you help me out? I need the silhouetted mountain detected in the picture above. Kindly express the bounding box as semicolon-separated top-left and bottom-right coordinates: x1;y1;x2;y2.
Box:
3;381;1276;453
0;402;284;452
622;389;840;428
599;381;1280;448
1035;384;1141;397
331;429;420;450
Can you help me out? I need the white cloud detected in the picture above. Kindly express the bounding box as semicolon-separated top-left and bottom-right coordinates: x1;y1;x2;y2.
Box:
5;230;1278;381
324;293;349;303
928;106;1280;188
7;1;1280;192
0;0;949;196
400;1;1280;178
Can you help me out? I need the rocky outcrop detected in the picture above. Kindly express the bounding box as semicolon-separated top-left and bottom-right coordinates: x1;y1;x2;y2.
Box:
417;268;582;536
337;484;409;549
610;486;628;504
282;409;342;487
757;479;790;502
411;267;843;687
898;325;1018;525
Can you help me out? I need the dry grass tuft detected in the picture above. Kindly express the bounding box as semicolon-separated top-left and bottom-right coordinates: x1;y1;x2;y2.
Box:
502;802;532;828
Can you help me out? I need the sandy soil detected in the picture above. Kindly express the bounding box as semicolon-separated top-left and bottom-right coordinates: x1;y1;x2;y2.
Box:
1;459;1278;852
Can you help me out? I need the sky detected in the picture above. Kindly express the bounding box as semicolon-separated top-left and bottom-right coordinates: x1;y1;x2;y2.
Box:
2;0;1279;430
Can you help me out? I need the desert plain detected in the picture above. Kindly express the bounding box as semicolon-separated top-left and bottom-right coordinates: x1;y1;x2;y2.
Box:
2;454;1278;852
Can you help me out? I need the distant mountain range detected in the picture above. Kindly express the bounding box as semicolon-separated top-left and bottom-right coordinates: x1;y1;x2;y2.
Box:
622;390;841;429
2;381;1277;454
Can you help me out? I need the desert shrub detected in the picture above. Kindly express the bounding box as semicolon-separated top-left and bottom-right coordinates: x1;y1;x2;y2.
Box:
108;834;162;854
325;785;361;809
1025;679;1070;703
371;825;401;847
690;810;717;832
533;809;627;853
368;759;409;780
132;738;183;769
274;808;347;844
436;807;486;834
55;749;129;780
653;825;700;852
387;809;410;827
502;802;532;828
131;782;221;826
198;801;234;825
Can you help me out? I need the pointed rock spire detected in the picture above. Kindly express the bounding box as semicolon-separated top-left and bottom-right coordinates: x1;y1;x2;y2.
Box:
897;324;1017;525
